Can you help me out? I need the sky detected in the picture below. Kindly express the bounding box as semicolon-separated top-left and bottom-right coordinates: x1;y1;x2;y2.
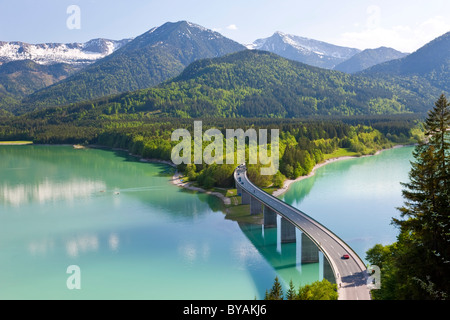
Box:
0;0;449;53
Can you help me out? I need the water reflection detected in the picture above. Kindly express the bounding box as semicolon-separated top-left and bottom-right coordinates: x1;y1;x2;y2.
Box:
0;145;213;222
26;232;121;258
28;238;55;256
238;222;333;289
65;234;99;258
0;146;276;299
178;241;211;265
232;239;264;268
1;179;106;206
108;233;120;251
281;173;318;208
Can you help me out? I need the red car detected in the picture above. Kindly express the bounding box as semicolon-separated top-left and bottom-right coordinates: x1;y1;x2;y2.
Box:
342;254;350;259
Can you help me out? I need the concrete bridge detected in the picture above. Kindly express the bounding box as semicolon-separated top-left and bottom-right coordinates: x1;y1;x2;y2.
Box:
238;223;337;289
234;165;371;300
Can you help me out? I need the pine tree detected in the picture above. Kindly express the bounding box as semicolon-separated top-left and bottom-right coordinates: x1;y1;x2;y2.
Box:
266;277;284;300
264;289;270;300
286;280;297;300
393;94;450;299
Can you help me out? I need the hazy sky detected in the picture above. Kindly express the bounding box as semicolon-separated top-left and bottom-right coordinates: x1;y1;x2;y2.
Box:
0;0;449;53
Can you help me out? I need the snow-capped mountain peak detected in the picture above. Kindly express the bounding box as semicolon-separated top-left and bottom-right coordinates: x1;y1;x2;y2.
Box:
249;31;361;69
0;38;132;66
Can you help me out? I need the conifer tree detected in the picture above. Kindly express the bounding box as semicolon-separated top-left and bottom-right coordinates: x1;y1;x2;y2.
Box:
266;277;284;300
394;94;450;299
286;280;297;300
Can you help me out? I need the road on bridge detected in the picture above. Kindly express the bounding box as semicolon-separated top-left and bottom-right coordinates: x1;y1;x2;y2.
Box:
235;166;371;300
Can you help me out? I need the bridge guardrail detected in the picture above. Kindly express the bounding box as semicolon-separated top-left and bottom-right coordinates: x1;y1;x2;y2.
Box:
234;167;368;287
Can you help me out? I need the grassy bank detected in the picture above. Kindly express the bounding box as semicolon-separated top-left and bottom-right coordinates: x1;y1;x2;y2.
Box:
322;148;359;160
0;141;33;145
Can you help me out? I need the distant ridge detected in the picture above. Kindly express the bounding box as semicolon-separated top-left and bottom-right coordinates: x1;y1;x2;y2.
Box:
361;31;450;92
248;31;360;69
19;21;246;112
27;50;439;121
0;38;132;66
334;47;408;73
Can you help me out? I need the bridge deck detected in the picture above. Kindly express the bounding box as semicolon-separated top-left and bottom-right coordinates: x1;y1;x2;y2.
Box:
235;166;371;300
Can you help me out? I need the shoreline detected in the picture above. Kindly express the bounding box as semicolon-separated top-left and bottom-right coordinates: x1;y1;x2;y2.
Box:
271;144;412;198
271;156;357;197
32;142;413;206
170;170;232;205
88;144;178;168
0;141;33;146
86;144;230;204
169;144;413;205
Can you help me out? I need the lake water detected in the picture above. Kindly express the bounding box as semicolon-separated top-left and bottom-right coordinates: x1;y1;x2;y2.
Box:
280;146;415;262
0;145;414;299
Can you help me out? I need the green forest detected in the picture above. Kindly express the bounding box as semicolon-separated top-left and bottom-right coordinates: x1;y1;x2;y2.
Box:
11;50;441;117
366;94;450;300
0;110;423;190
264;277;338;300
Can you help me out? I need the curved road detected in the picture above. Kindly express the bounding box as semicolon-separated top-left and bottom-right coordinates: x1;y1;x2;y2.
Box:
235;166;371;300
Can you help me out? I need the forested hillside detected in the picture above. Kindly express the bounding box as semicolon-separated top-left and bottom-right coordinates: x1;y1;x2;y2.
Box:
362;32;450;93
18;21;245;112
0;60;81;113
13;50;440;121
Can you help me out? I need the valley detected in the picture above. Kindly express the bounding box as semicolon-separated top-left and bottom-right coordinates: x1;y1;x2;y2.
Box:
0;10;449;303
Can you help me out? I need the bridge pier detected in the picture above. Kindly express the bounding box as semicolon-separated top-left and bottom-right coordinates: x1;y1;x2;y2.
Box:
262;224;278;247
234;168;370;300
263;206;277;228
236;183;242;196
241;189;250;205
250;196;262;215
301;233;319;263
323;257;335;284
281;217;296;243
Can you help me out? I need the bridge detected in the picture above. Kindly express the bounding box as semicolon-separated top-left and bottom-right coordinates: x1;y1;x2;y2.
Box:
234;165;371;300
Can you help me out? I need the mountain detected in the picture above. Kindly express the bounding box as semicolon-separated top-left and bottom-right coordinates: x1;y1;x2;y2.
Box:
0;38;130;112
0;38;131;66
19;21;246;113
0;60;82;112
0;60;81;96
30;50;439;122
248;31;360;69
334;47;408;73
362;31;450;93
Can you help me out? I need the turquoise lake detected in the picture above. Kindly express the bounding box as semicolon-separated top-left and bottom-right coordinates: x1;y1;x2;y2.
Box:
280;146;415;262
0;145;414;299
